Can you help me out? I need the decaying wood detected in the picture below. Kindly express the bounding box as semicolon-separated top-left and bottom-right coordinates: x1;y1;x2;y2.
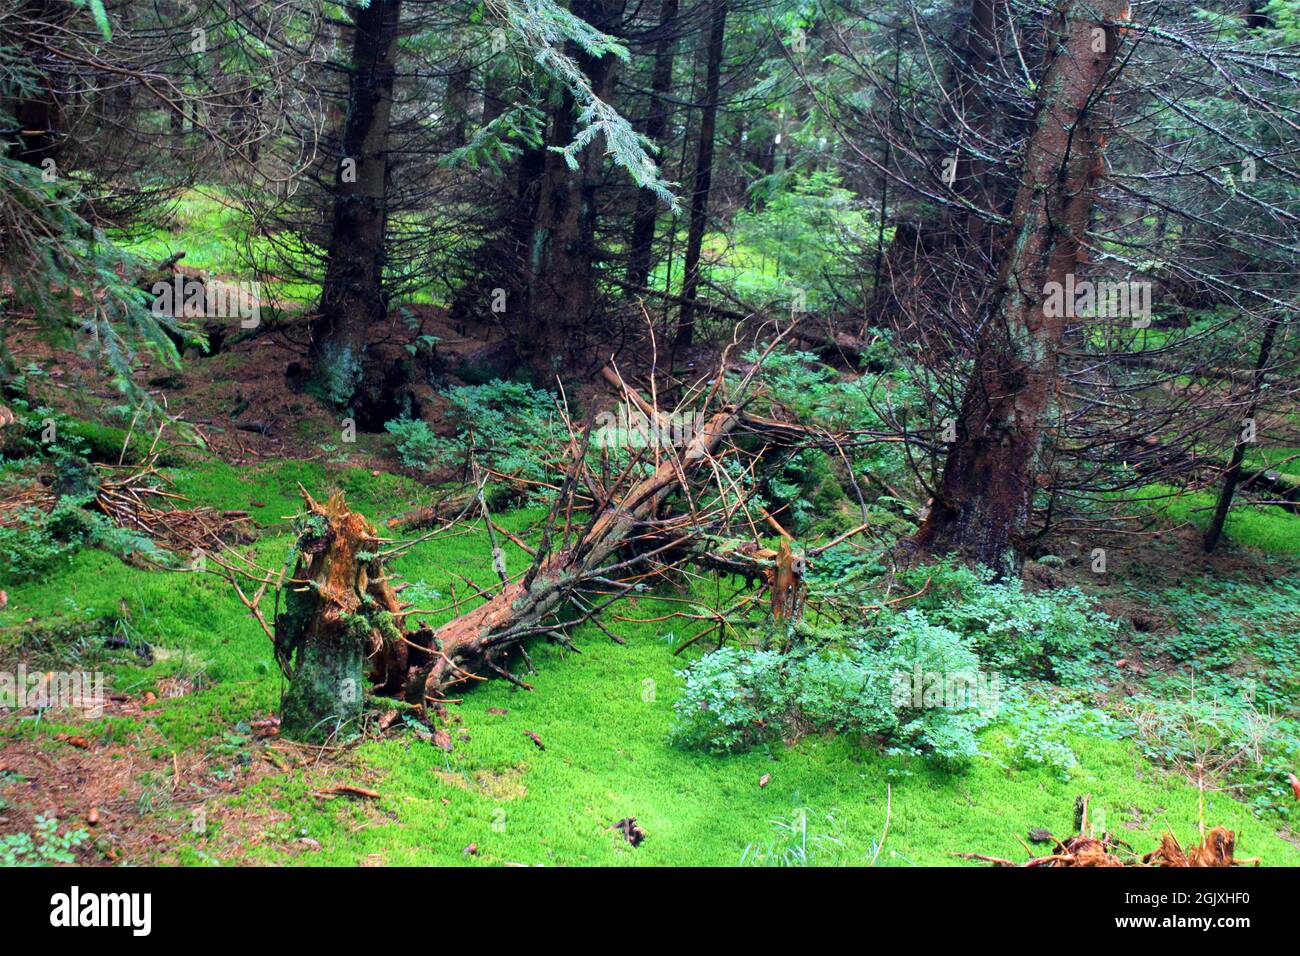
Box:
274;491;408;741
769;540;805;621
402;405;742;705
223;345;850;740
959;795;1258;867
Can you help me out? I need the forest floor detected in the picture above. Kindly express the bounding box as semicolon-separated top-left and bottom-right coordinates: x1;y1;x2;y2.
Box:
2;192;1299;866
2;311;1300;866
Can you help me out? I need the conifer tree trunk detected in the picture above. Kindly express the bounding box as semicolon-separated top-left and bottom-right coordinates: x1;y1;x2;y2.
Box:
521;0;626;383
310;0;402;414
276;494;406;742
1204;314;1284;552
674;0;727;351
626;0;680;291
911;0;1126;577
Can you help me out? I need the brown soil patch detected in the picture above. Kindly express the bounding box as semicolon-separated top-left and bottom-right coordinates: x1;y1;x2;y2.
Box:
0;721;280;865
0;302;506;467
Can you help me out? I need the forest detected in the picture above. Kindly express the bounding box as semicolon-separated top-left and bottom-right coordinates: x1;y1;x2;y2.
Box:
0;0;1298;875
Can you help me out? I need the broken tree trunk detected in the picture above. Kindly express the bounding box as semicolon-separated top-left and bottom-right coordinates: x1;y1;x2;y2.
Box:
275;492;407;742
403;405;741;705
252;356;831;737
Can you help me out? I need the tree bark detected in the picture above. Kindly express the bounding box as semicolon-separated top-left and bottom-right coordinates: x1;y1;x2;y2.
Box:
309;0;402;414
443;62;471;149
625;0;680;291
911;0;1126;577
403;405;740;705
1204;314;1284;552
520;0;627;383
674;0;727;351
276;493;407;742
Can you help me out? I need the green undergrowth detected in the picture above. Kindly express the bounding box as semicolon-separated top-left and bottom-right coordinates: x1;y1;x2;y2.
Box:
162;456;444;528
1139;481;1300;556
2;458;1298;865
185;622;1300;866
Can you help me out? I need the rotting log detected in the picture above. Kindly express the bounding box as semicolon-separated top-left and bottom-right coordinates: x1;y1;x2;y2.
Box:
258;404;746;738
250;352;833;738
402;405;742;705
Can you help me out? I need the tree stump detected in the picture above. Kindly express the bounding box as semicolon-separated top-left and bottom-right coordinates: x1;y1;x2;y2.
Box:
275;492;406;742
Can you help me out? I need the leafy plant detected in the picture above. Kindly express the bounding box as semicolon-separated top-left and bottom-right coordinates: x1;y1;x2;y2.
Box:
671;616;992;762
895;561;1116;681
0;816;88;866
386;379;563;483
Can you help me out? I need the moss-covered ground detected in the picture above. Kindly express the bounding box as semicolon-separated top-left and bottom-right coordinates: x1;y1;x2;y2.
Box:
3;454;1299;866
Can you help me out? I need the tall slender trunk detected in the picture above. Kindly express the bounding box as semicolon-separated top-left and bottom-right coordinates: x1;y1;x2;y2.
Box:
310;0;402;413
911;0;1125;578
625;0;680;291
521;0;626;383
443;62;471;149
1204;315;1284;552
674;0;727;351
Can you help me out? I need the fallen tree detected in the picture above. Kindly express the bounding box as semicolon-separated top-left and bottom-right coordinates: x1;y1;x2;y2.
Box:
400;402;744;706
213;345;844;740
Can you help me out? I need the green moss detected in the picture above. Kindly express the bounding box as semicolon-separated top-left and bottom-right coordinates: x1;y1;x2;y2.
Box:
5;468;1298;866
204;616;1300;866
279;626;365;743
1142;482;1300;556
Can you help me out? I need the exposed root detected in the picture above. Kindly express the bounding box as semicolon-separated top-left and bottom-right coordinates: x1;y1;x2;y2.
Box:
958;796;1259;867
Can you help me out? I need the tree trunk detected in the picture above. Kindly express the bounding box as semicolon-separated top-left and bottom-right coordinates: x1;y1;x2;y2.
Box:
625;0;680;291
403;404;739;704
910;0;1125;578
443;62;471;149
481;56;509;127
276;493;407;742
1204;314;1284;552
674;0;727;351
309;0;402;414
520;0;626;383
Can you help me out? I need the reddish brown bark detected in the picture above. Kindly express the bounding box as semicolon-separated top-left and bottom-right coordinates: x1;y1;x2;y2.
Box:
912;0;1126;577
403;405;740;704
276;492;406;742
